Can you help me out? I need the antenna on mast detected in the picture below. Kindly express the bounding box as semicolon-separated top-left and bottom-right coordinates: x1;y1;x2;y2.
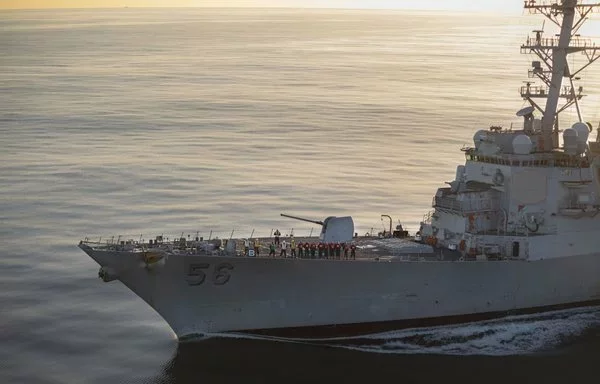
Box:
521;0;600;150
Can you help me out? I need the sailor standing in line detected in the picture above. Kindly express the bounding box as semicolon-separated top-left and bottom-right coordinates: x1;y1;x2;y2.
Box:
280;239;287;258
290;237;296;258
269;242;276;257
243;239;249;256
298;242;304;258
254;238;260;257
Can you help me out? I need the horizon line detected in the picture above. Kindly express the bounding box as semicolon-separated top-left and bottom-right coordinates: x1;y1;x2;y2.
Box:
0;5;518;15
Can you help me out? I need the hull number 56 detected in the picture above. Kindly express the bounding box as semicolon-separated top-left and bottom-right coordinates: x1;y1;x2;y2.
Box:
185;262;234;286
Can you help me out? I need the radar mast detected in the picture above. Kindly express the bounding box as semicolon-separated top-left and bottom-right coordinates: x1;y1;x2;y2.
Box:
521;0;600;150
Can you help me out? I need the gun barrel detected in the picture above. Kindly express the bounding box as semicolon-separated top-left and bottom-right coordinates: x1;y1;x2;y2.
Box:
280;213;324;226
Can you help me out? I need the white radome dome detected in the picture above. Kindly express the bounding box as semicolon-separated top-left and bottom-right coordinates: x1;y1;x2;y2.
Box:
473;130;488;149
571;122;590;144
512;134;533;155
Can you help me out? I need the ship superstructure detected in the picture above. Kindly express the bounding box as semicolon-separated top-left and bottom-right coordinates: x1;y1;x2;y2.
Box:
78;1;600;340
418;0;600;262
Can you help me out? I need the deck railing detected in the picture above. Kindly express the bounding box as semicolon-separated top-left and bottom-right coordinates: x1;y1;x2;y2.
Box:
463;151;590;169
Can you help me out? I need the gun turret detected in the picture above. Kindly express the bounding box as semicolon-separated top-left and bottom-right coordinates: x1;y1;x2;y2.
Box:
280;213;324;226
280;213;354;242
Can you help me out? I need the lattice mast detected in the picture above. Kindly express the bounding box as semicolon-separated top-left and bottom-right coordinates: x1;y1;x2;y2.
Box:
521;0;600;150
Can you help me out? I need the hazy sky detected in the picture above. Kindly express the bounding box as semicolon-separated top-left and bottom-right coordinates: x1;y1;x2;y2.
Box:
0;0;525;12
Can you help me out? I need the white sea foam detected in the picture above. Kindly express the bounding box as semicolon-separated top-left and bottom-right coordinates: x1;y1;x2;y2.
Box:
193;306;600;356
328;306;600;355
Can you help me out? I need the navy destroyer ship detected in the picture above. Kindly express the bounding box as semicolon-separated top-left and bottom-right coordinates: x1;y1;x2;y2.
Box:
79;0;600;340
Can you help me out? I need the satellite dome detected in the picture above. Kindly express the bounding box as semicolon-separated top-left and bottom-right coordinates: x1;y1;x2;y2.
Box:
512;134;533;155
572;122;590;144
473;130;488;149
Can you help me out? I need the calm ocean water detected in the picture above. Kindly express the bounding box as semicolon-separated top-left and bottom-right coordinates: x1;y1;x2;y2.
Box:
2;7;600;384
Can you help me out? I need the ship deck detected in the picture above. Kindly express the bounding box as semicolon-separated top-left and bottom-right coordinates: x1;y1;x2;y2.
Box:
79;235;445;261
249;236;437;261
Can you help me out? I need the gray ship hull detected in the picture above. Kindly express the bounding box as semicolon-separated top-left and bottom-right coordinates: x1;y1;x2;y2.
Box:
82;245;600;339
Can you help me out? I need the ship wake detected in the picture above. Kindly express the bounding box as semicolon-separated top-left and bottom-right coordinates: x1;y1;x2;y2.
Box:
201;306;600;356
